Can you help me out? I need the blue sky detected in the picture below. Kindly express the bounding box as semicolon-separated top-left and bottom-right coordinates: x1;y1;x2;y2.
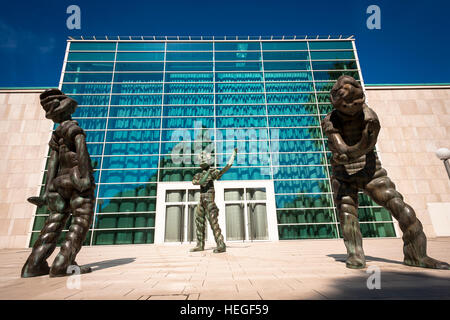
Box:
0;0;449;87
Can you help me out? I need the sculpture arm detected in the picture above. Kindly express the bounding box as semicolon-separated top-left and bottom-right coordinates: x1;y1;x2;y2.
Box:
346;106;380;159
216;148;237;180
71;133;93;192
44;149;59;197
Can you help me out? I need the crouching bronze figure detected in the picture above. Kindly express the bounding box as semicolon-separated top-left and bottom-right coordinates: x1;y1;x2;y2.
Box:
22;89;95;278
322;75;449;270
190;149;237;253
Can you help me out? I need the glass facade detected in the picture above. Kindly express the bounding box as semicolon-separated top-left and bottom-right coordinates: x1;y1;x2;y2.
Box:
29;38;396;246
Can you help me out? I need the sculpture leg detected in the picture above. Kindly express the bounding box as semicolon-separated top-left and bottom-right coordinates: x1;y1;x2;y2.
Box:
21;191;69;278
332;178;366;269
365;172;449;269
50;194;94;277
190;202;206;252
206;200;226;253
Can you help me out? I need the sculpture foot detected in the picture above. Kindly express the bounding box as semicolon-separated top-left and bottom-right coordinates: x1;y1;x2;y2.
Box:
49;263;92;278
213;244;226;253
346;254;366;269
190;245;204;252
404;256;450;270
21;260;50;278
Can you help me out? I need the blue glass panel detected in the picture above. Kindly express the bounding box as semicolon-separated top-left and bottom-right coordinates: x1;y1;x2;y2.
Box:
164;83;213;93
164;94;214;105
215;62;262;71
65;62;114;72
86;143;103;155
309;41;353;50
98;182;157;198
102;156;159;169
216;105;266;116
161;141;193;154
62;83;111;94
273;166;328;179
215;52;261;61
215;83;263;93
262;42;307;50
117;42;164;51
220;167;271;180
106;130;160;142
264;72;312;81
110;94;162;105
103;142;159;155
75;118;107;130
265;82;313;92
310;51;355;60
216;116;266;128
68;95;110;105
64;73;112;82
112;83;162;94
166;52;212;61
273;139;323;152
164;106;214;117
114;73;163;82
215;42;260;51
73;107;108;118
264;61;310;71
269;116;320;127
276;193;333;208
107;118;160;129
314;82;335;92
167;42;212;51
216;94;264;104
162;130;195;142
267;104;317;115
116;52;164;61
165;62;213;71
274;179;330;194
165;72;213;82
217;153;270;166
277;153;325;166
68;52;115;61
115;62;164;71
266;93;315;104
109;106;161;117
312;60;357;70
272;128;321;140
215;72;263;82
163;117;214;128
263;51;309;60
70;42;116;51
217;128;269;141
82;130;105;142
314;71;360;81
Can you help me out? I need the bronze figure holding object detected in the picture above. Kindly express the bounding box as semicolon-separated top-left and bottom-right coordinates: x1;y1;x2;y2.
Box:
322;76;449;269
22;89;96;278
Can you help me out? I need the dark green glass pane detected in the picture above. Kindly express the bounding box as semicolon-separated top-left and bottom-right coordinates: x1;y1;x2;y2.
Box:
360;222;396;238
116;52;164;61
278;224;337;240
262;42;307;50
278;209;335;224
63;73;112;83
274;179;331;194
215;42;260;51
309;41;353;50
117;42;165;51
65;62;114;72
68;52;115;61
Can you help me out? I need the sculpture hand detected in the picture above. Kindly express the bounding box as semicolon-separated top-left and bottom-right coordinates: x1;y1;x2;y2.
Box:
71;166;92;192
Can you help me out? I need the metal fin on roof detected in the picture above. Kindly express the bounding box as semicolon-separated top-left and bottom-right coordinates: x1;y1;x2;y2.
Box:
67;35;356;41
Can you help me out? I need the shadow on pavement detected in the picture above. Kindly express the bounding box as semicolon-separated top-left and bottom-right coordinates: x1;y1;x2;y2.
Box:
82;258;136;272
328;254;404;266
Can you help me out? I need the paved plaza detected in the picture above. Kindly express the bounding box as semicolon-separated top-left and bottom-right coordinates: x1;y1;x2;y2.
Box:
0;238;449;300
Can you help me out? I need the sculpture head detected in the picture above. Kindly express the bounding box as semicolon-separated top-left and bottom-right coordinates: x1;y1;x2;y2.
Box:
330;75;365;116
40;88;78;123
197;151;212;170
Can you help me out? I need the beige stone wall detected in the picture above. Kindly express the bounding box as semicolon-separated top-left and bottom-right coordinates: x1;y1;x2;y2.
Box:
0;90;52;248
366;87;450;237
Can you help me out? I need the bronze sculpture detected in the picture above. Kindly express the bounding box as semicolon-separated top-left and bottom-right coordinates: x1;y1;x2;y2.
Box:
21;89;96;277
190;149;237;253
322;75;449;269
